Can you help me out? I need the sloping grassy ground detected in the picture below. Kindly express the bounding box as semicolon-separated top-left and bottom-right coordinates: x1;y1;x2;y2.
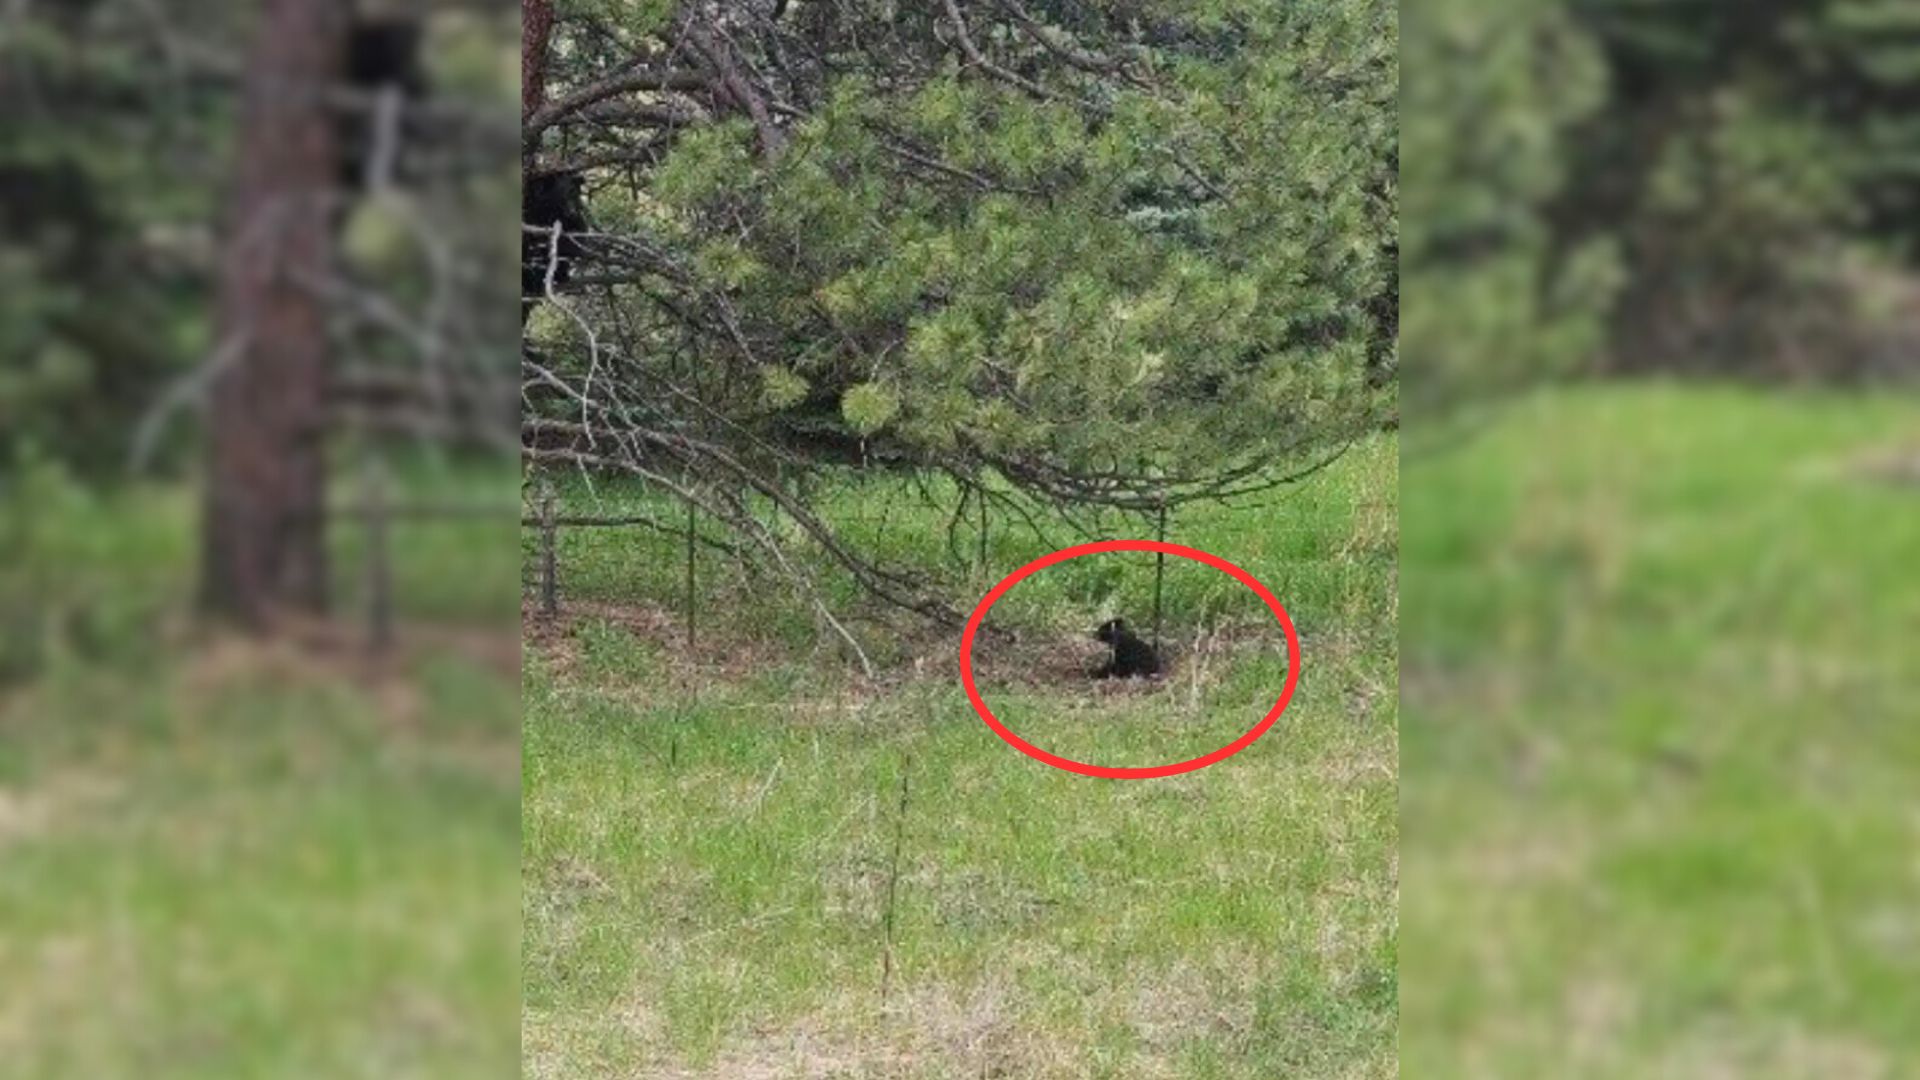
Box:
0;467;522;1079
523;438;1398;1078
1401;385;1920;1076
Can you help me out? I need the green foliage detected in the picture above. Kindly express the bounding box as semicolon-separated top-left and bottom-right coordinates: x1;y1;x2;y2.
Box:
528;0;1397;499
1807;1;1920;248
1400;0;1617;419
0;4;236;475
1405;0;1920;397
839;381;900;436
423;9;523;105
340;195;427;275
3;2;522;478
757;366;809;411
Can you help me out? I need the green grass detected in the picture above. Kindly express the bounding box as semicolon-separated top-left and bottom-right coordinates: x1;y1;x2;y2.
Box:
531;438;1394;654
1401;383;1920;1076
523;437;1398;1077
2;455;521;687
0;472;522;1079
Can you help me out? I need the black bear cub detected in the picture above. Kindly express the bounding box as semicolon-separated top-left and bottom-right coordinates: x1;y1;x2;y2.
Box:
1090;618;1162;680
522;171;590;317
336;17;428;193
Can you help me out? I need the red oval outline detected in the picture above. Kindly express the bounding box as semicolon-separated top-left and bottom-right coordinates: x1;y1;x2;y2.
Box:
958;539;1301;779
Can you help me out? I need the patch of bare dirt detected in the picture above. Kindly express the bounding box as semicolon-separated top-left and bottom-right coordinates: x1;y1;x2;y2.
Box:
966;628;1110;688
0;771;122;851
174;618;522;773
185;614;519;695
1853;443;1920;487
524;597;802;686
616;962;1277;1080
967;622;1286;694
632;979;1071;1080
524;592;1295;711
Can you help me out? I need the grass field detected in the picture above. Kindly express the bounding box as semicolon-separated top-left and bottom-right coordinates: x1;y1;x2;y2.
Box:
15;386;1900;1077
0;463;523;1079
1401;384;1920;1076
522;438;1399;1077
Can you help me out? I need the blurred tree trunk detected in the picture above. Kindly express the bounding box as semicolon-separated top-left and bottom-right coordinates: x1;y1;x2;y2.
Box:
200;0;348;627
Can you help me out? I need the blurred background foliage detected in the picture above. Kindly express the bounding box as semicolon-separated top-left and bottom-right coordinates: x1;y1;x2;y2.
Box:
2;0;521;677
0;0;230;477
3;1;233;684
2;3;523;1077
1408;0;1920;427
2;0;520;481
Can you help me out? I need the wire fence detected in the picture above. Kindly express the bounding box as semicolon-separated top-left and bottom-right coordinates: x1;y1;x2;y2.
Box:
515;459;1397;655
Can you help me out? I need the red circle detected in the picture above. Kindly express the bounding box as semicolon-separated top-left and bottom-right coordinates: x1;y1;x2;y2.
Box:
958;540;1301;779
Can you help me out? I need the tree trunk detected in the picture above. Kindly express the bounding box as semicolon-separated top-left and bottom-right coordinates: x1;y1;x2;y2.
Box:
523;0;555;121
200;0;348;628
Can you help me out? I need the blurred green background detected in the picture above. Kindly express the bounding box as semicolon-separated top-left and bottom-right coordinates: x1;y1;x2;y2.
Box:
1403;1;1920;1075
2;2;522;1077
